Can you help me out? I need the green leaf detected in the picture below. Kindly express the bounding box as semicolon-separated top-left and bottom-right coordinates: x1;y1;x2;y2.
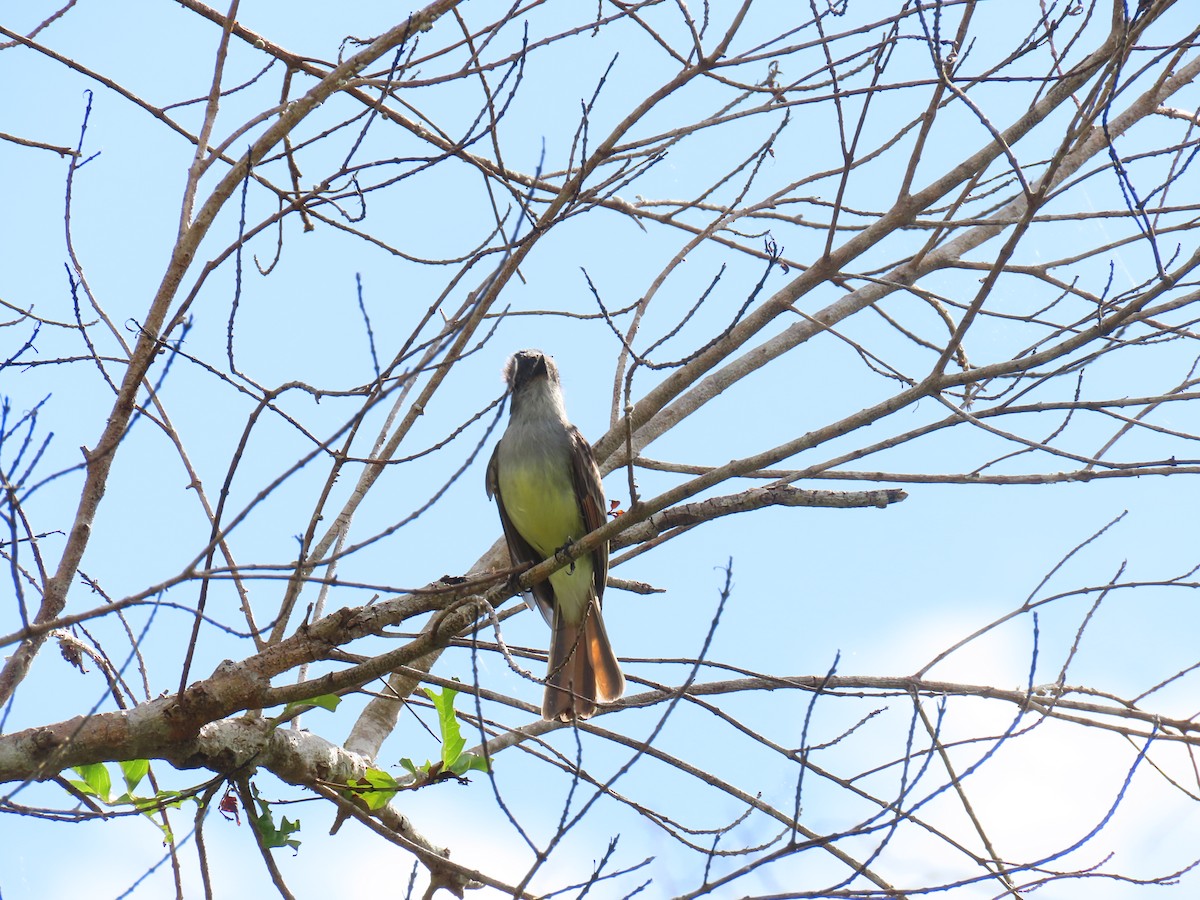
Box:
70;763;112;803
128;795;181;844
398;758;436;777
448;753;490;776
360;767;400;791
281;693;341;718
258;813;301;851
424;685;466;769
251;788;302;852
153;819;176;844
120;758;150;793
64;762;191;845
352;767;400;810
128;790;188;814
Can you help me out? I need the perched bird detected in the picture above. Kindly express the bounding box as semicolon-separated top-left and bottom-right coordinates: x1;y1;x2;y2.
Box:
485;349;625;721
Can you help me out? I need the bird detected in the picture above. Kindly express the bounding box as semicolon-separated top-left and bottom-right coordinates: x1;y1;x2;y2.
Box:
485;349;625;721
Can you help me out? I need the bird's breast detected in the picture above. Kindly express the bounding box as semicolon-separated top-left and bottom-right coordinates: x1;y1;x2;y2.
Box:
497;439;584;559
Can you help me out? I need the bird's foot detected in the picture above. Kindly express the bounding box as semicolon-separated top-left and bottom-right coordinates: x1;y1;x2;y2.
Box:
556;538;577;574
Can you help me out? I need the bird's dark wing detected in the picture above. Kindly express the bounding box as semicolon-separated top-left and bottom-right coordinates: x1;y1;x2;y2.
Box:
567;426;609;604
486;443;556;626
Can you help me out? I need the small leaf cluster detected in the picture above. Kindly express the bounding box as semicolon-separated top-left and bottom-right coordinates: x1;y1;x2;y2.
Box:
349;685;490;809
69;760;188;841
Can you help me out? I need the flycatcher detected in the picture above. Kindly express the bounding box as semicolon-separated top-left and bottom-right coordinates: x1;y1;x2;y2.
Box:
486;349;625;721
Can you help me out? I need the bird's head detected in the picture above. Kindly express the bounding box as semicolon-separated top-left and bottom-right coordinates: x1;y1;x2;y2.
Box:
504;349;559;393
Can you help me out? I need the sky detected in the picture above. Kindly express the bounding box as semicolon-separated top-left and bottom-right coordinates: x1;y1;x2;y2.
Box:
2;2;1199;898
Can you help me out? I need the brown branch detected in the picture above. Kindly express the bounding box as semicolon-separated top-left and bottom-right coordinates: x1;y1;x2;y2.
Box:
0;0;466;707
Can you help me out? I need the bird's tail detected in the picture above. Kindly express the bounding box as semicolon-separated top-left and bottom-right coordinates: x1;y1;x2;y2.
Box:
543;601;625;722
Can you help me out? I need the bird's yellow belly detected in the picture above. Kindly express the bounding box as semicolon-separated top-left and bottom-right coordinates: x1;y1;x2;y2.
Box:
499;459;584;559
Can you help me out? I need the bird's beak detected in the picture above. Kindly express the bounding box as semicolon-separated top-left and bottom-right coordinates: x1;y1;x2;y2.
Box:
511;352;549;390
